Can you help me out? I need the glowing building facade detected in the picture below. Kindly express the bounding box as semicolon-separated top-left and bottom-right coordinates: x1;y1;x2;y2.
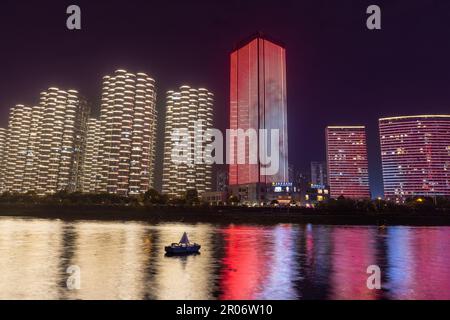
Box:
81;118;101;193
162;86;214;198
0;128;7;192
379;115;450;202
36;88;89;195
326;126;371;199
95;69;158;196
0;88;89;195
2;104;42;193
228;35;289;203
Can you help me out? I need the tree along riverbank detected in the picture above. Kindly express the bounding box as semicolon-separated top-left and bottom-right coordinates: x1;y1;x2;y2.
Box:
0;203;449;226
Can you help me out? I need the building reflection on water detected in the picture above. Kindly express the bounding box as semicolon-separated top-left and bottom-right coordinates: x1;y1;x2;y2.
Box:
0;219;63;299
0;217;448;300
258;225;301;300
296;224;333;299
219;226;272;300
64;222;151;300
386;227;450;300
329;227;380;300
219;225;301;300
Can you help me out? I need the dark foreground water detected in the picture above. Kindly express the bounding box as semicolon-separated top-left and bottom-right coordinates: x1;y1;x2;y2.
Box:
0;217;449;300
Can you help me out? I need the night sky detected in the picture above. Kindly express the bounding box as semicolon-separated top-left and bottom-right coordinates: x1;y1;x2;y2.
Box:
1;0;450;197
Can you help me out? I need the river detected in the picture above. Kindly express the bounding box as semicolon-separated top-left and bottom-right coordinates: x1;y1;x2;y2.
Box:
0;217;448;300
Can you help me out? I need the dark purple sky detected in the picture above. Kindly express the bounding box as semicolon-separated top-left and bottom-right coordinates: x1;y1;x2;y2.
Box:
1;0;450;197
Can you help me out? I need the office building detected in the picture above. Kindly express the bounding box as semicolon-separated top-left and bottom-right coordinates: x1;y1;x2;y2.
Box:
228;34;289;204
379;115;450;202
326;126;370;199
305;184;330;207
216;170;229;192
311;161;328;186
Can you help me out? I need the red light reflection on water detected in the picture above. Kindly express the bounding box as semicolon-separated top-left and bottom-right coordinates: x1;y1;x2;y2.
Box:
329;227;380;300
219;225;300;300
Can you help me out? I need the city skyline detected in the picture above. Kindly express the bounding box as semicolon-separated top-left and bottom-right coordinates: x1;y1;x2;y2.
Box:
1;1;450;198
1;66;447;201
0;64;449;200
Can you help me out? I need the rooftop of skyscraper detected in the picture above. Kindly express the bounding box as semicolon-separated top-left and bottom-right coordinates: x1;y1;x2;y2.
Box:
233;31;286;51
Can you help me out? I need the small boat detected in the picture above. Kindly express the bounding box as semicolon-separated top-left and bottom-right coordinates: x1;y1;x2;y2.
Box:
165;232;201;255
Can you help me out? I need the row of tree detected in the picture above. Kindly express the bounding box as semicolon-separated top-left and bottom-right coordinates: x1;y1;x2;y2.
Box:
0;189;204;207
315;196;450;213
0;190;448;212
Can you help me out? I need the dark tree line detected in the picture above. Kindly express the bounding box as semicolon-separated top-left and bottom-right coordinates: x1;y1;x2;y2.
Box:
0;190;448;214
0;188;202;207
315;195;450;214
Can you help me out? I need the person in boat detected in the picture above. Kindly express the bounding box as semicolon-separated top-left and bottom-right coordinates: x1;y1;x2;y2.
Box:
165;232;201;254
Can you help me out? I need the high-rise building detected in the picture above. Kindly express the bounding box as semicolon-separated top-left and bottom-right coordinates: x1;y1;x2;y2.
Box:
379;115;450;202
162;85;214;198
0;127;8;193
291;169;311;205
1;88;89;195
326;126;370;199
35;88;89;195
82;118;101;193
3;104;43;193
311;161;328;186
3;104;39;193
96;69;158;196
288;164;295;183
216;170;229;192
228;34;289;203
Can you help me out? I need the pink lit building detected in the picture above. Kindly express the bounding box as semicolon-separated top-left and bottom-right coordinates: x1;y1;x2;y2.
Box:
326;126;371;199
379;115;450;202
228;34;289;204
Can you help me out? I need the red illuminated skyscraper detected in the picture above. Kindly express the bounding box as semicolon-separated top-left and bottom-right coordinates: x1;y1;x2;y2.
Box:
379;115;450;202
326;126;371;199
228;34;289;203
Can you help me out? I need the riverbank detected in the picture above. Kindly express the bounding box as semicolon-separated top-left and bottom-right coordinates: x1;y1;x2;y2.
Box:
0;204;449;226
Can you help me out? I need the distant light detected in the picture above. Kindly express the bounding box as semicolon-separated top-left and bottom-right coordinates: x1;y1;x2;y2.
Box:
380;115;450;121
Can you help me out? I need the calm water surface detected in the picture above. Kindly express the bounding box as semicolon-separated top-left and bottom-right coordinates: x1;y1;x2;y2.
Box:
0;217;449;300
